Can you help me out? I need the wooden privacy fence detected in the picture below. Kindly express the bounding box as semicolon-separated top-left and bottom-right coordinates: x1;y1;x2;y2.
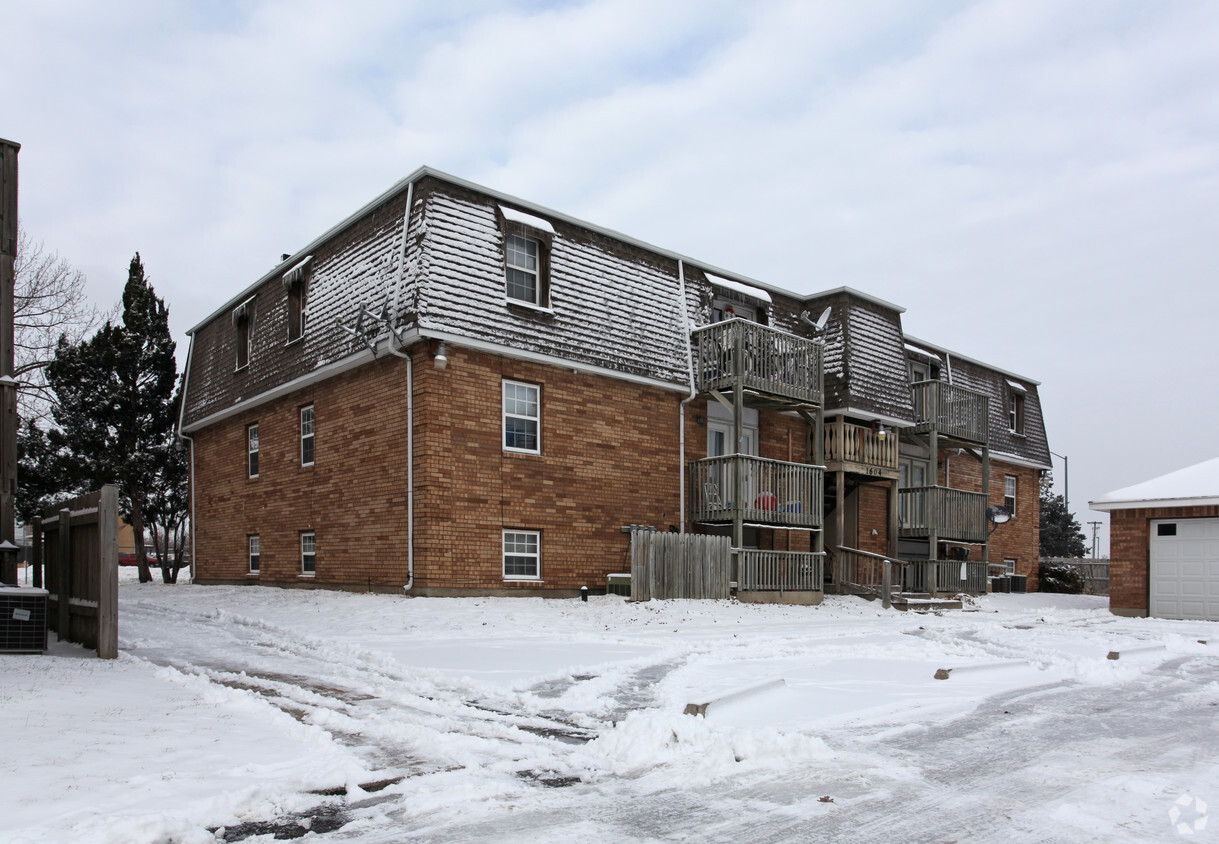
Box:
1042;558;1110;595
630;529;730;601
34;486;119;658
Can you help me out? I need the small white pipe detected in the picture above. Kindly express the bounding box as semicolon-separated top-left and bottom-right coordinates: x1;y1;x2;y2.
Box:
677;260;696;533
386;179;417;594
176;335;197;582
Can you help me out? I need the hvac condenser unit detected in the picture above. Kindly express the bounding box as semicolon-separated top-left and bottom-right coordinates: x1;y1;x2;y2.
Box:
0;586;49;653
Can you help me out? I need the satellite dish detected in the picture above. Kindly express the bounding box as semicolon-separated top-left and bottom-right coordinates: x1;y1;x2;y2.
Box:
799;306;833;338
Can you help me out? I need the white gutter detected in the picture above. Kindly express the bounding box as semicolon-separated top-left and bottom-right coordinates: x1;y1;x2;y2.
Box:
677;260;696;533
385;182;417;594
175;335;197;582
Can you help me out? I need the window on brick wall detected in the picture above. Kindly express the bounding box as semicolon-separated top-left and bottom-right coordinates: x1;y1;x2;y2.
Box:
249;535;260;574
247;424;259;478
1004;475;1017;516
301;531;316;575
300;405;315;466
1004;558;1016;575
503;380;540;453
503;530;540;580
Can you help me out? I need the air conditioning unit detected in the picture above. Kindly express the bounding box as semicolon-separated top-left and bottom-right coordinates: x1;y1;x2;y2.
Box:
1009;575;1028;594
0;587;49;653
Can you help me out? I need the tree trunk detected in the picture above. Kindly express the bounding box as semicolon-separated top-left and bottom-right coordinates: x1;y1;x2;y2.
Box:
131;501;152;583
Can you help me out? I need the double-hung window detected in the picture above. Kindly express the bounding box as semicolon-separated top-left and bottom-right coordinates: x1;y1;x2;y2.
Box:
301;532;316;575
503;530;540;580
248;535;260;574
247;424;259;478
1004;475;1017;516
300;405;315;466
283;255;311;343
1008;383;1026;434
506;234;540;304
503;380;540;453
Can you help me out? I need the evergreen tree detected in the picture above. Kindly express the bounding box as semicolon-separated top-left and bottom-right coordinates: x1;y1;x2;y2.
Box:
44;254;178;583
1039;473;1086;558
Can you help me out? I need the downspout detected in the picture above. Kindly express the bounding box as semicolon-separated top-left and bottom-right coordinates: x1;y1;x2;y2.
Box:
945;352;953;385
677;260;697;533
175;334;197;583
387;181;416;594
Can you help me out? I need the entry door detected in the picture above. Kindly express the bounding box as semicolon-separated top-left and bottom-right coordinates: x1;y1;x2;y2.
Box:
1150;518;1219;621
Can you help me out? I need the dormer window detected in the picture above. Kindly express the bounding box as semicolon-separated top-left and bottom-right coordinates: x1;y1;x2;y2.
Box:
232;296;254;370
283;255;312;343
506;234;540;304
1007;380;1027;434
499;206;553;309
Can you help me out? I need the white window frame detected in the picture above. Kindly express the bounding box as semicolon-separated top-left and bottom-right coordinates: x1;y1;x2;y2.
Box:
502;380;540;454
506;233;540;305
1004;558;1017;575
1009;392;1025;434
247;423;259;479
1004;475;1017;516
300;531;316;576
503;530;541;581
300;405;315;467
248;535;260;575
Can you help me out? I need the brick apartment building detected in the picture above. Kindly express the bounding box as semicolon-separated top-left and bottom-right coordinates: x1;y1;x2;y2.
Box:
178;168;1050;598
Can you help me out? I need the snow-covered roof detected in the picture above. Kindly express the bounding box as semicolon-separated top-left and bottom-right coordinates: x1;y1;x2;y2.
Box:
705;273;772;304
499;205;555;234
1091;456;1219;511
905;342;941;361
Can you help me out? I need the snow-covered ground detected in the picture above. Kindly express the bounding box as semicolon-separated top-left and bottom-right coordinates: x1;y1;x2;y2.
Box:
3;573;1217;843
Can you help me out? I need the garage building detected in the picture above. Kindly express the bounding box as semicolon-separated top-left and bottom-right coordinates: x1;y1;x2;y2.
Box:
1091;457;1219;620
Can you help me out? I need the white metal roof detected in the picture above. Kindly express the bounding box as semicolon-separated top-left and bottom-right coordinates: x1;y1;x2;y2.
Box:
1091;456;1219;511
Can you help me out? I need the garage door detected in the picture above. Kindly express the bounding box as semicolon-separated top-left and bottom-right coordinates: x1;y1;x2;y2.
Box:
1150;518;1219;621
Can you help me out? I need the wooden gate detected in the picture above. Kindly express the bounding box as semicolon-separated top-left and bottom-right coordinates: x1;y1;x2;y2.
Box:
34;486;119;658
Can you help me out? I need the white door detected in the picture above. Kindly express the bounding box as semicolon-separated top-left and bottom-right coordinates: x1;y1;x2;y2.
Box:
1150;518;1219;621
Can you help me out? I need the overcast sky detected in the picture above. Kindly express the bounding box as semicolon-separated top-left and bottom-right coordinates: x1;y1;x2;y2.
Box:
6;0;1219;554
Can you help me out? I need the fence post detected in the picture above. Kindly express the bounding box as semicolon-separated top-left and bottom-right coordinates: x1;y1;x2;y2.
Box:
56;506;70;640
31;515;41;588
96;485;118;659
882;559;892;610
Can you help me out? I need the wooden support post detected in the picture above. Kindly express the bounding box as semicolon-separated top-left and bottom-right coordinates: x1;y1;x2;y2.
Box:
97;485;118;659
31;516;41;588
56;507;70;640
882;559;892;610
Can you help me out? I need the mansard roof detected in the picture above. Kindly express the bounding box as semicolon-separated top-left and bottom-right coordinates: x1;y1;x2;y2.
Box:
181;166;1051;470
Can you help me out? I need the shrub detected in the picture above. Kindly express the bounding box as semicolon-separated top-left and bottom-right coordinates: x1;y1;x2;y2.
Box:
1038;561;1086;594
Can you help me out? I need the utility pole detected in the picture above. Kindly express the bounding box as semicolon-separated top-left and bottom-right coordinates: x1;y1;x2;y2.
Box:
0;139;19;587
1088;520;1102;559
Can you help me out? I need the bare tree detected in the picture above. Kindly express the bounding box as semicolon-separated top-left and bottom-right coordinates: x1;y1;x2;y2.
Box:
13;229;101;421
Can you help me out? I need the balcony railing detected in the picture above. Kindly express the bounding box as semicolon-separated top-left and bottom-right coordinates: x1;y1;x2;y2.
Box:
898;486;988;543
902;561;989;596
692;319;823;406
909;381;988;444
739;550;824;592
824;418;899;475
689;455;824;528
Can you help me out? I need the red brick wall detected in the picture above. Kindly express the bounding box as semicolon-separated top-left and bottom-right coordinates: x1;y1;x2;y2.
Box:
1108;505;1219;616
857;483;891;556
935;453;1042;588
192;354;412;590
193;344;686;594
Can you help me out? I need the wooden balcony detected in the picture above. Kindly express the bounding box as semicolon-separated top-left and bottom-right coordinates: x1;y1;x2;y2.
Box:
898;486;988;543
689;455;823;528
824;418;899;478
692;319;822;408
909;381;988;444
